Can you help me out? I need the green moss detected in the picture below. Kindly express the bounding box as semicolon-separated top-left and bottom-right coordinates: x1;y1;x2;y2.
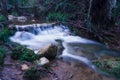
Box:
11;46;23;60
46;12;69;22
11;11;19;17
0;14;7;21
20;48;36;62
11;45;36;62
0;27;15;42
42;44;57;60
93;58;120;78
23;67;47;80
23;67;40;80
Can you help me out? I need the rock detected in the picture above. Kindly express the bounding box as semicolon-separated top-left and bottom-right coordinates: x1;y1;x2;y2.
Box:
21;64;29;71
52;78;58;80
15;71;22;75
37;44;57;60
32;19;35;22
55;39;64;55
8;15;17;22
17;16;27;23
8;15;27;23
37;57;50;66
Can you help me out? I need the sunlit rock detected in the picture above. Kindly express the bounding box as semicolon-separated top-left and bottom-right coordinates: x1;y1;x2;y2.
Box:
21;64;29;71
37;44;57;60
8;15;17;22
8;15;27;23
37;57;50;66
17;16;27;23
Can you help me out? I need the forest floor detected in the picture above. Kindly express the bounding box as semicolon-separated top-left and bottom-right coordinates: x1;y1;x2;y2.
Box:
0;19;120;80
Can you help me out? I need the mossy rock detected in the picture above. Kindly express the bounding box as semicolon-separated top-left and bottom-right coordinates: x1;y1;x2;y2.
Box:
37;44;57;60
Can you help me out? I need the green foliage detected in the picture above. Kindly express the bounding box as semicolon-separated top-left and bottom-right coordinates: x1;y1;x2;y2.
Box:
0;14;7;21
0;28;10;42
11;46;23;60
46;12;69;22
19;0;37;7
20;48;36;62
11;46;36;62
0;28;15;42
93;59;120;78
73;28;79;35
0;48;5;66
23;67;40;80
12;11;18;17
39;0;89;21
23;67;47;80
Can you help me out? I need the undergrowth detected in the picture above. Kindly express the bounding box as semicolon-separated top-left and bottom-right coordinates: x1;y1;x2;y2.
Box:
0;27;15;42
46;12;69;22
93;58;120;78
0;48;6;66
11;45;36;62
23;67;47;80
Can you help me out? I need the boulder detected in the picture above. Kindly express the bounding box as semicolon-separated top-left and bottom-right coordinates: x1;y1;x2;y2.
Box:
55;39;64;55
17;16;27;23
21;64;29;71
8;15;17;22
8;15;27;23
37;44;57;60
37;57;50;66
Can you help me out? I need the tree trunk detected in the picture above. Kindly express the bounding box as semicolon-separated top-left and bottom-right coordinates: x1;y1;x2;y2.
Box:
89;0;116;30
0;0;8;26
0;0;8;16
14;0;20;15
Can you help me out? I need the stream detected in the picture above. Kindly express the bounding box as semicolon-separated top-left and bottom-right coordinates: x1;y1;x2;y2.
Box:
10;23;120;73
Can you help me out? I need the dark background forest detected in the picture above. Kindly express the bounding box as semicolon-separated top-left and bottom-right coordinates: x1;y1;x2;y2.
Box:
0;0;120;49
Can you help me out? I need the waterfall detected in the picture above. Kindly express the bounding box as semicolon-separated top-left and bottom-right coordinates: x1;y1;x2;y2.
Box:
10;23;105;70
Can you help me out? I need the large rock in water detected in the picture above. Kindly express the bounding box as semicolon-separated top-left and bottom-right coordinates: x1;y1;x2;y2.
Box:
37;44;57;60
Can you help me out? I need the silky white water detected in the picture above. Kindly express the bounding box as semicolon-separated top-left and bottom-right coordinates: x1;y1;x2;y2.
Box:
10;23;99;69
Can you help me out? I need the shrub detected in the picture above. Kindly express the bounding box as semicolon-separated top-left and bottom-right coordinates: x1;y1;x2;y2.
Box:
20;48;36;62
23;67;47;80
93;59;120;78
0;27;15;42
23;67;40;80
0;14;7;21
0;48;5;66
12;11;18;17
11;46;36;62
11;46;23;60
46;12;69;22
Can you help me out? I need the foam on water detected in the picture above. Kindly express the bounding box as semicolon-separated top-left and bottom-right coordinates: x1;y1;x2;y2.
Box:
10;24;95;49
